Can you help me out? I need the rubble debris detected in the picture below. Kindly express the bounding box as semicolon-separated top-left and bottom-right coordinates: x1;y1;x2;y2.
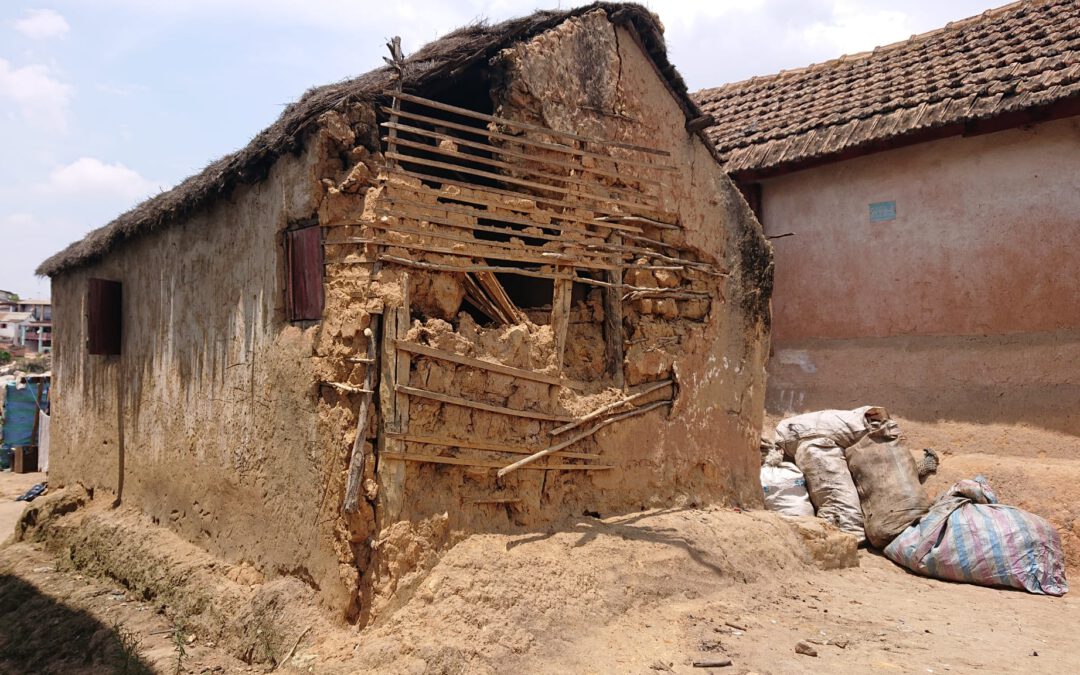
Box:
794;641;818;657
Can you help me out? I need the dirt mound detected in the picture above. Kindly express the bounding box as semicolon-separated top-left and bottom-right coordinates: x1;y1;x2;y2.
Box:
15;487;331;667
347;508;814;673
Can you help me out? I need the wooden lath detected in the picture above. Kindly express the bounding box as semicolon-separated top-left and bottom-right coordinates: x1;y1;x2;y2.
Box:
393;92;672;157
381;121;665;188
384;156;667;222
383;136;662;208
383;107;674;174
383;170;647;234
358;218;620;269
394;340;572;387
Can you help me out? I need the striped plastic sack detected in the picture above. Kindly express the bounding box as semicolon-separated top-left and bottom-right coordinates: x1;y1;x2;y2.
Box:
884;477;1068;596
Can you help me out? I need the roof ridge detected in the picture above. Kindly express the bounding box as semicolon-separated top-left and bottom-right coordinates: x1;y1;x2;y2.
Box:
696;0;1044;99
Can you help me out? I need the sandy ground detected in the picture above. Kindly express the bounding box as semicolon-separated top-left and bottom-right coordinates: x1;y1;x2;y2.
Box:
0;470;45;540
0;417;1076;673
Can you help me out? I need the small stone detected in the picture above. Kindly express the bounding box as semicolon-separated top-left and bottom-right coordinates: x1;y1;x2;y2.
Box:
795;642;818;657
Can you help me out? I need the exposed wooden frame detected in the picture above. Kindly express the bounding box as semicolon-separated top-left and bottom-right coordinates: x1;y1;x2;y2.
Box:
389;432;601;460
603;232;626;388
384;136;661;207
551;276;574;373
394;92;672;157
384;169;644;233
383;107;675;173
380;451;611;472
381;121;664;188
397;384;574;422
549;379;673;437
364;216;620;267
394;340;570;387
475;271;526;324
497;399;672;477
342;321;380;514
384;165;657;224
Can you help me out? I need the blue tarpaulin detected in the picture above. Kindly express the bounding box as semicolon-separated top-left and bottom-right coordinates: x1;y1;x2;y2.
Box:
2;379;50;450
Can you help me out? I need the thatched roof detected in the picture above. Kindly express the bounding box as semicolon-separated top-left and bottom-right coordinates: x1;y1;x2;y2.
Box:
39;2;701;277
694;0;1080;178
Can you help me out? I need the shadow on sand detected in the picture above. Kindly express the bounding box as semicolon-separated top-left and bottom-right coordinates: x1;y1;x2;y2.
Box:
0;573;155;674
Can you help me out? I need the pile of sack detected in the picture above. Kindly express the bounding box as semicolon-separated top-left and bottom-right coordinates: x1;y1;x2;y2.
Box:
761;407;1068;596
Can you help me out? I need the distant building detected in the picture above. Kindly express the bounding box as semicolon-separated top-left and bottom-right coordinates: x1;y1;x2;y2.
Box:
0;311;33;345
0;299;51;352
695;0;1080;435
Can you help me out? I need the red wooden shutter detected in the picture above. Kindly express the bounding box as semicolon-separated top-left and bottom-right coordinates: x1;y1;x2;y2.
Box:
286;225;325;321
87;278;122;355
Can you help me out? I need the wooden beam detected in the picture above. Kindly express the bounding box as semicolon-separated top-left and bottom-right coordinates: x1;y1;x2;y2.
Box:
461;273;507;324
343;321;380;514
397;384;573;422
394;92;672;157
551;276;574;373
390;432;600;460
475;271;526;324
381;450;611;472
549;379;673;437
603;232;625;388
395;340;570;387
497;399;671;477
376;283;408;522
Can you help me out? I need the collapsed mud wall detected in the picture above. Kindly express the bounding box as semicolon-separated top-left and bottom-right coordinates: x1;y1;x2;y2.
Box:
47;9;771;625
314;10;772;622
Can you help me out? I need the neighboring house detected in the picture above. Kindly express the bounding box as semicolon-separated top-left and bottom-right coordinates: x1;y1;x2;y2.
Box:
37;4;770;620
0;290;17;307
0;300;52;352
0;312;33;345
695;0;1080;435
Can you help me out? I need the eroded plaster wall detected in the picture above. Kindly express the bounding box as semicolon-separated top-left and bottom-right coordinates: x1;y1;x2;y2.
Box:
48;135;355;609
761;116;1080;433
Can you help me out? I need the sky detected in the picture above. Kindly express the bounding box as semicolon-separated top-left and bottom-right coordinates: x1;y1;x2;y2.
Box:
0;0;1004;300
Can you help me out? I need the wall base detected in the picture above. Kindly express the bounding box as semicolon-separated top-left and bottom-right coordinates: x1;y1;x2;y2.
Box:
767;331;1080;437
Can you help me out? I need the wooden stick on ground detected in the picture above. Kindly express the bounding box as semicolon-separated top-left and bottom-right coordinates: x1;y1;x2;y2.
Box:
549;379;673;437
497;399;671;478
342;321;380;514
274;624;313;672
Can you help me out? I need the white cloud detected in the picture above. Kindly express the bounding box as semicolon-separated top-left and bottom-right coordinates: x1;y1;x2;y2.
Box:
14;9;70;39
800;1;914;56
40;157;159;202
0;58;73;130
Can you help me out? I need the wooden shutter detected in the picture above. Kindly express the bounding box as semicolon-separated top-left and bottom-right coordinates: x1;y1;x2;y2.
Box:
87;278;122;355
286;225;325;322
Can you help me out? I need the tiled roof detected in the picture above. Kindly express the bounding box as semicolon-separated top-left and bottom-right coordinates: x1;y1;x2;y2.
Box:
693;0;1080;176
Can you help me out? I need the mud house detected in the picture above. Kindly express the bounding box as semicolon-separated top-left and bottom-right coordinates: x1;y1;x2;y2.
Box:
695;0;1080;435
37;4;771;619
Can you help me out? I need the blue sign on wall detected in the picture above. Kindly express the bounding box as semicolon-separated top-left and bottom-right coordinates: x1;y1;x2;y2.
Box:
869;201;897;222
